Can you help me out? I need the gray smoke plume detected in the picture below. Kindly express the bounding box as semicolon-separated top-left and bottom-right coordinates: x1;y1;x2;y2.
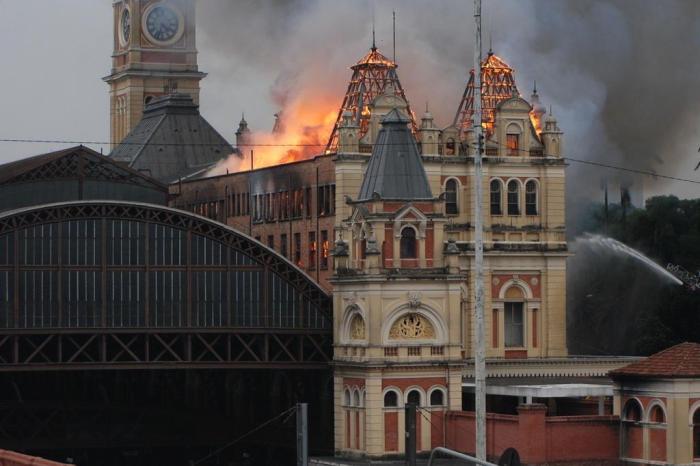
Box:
196;0;700;207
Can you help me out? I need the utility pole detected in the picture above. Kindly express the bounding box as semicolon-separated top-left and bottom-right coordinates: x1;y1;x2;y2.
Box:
472;0;486;462
296;403;308;466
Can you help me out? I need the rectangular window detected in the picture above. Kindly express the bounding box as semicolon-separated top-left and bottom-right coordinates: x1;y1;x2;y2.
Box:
281;234;288;258
280;191;289;220
320;230;329;270
308;232;316;270
490;190;502;215
504;302;524;347
294;232;301;266
507;134;519;156
305;187;312;218
507;187;520;215
317;185;336;216
267;235;274;249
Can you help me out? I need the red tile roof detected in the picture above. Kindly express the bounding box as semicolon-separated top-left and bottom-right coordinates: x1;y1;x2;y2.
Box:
610;342;700;379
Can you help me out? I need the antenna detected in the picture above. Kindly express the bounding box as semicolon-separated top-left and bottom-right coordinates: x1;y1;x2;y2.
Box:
371;3;376;50
393;10;396;63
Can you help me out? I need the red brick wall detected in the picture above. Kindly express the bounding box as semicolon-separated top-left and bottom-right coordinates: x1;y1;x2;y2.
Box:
431;410;445;449
624;425;643;459
445;409;620;464
384;411;398;452
545;416;620;462
648;427;667;462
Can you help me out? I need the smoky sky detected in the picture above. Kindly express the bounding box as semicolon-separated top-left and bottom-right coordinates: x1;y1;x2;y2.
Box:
0;0;698;203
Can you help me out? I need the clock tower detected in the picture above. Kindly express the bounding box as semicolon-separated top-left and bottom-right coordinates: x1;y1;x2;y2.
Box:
104;0;206;146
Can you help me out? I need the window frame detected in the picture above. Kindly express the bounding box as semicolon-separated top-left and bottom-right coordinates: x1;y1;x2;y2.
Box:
399;226;418;259
504;301;525;348
525;179;538;216
490;179;502;216
507;180;521;216
445;179;459;215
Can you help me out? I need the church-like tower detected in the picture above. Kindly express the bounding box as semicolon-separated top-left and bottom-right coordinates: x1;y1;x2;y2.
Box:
104;0;206;146
332;108;464;457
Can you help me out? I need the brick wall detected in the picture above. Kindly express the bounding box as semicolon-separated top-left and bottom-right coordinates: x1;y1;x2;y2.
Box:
445;406;620;465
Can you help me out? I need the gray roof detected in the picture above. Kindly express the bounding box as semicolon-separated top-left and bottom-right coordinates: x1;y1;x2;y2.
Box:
110;94;234;183
357;108;432;201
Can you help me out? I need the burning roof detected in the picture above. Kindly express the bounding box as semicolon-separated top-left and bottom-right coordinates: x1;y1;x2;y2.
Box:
453;51;520;137
326;45;417;152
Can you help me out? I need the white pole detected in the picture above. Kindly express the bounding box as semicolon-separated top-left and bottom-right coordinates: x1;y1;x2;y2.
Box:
472;0;486;461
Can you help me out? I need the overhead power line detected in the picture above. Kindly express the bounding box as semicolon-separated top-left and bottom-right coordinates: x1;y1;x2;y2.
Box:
0;137;699;185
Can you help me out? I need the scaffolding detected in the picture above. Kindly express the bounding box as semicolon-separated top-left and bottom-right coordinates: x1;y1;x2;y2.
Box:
326;45;417;152
454;51;519;137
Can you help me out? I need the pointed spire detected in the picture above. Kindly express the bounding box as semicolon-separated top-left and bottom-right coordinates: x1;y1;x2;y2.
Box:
533;80;537;94
371;10;376;51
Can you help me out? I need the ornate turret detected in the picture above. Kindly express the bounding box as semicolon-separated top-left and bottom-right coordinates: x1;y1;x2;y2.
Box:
529;82;546;134
541;107;563;157
453;51;519;137
235;114;252;149
419;105;440;156
326;44;417;153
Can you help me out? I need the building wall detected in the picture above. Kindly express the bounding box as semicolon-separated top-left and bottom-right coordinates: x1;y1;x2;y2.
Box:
170;154;336;291
614;378;700;465
446;408;620;465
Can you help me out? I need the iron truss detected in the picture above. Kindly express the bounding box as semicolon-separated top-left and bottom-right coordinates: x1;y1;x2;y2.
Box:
0;329;331;370
0;201;331;316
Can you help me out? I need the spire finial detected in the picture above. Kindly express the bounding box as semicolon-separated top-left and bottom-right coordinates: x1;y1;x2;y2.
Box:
425;101;429;112
371;9;376;51
392;10;396;63
489;30;493;55
533;80;537;94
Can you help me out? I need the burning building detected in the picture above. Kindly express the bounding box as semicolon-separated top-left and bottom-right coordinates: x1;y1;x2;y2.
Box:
101;3;662;463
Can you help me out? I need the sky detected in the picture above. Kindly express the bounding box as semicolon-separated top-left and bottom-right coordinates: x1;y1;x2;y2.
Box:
0;0;698;205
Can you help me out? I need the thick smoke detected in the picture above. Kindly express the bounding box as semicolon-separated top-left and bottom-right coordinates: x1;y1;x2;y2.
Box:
196;0;700;203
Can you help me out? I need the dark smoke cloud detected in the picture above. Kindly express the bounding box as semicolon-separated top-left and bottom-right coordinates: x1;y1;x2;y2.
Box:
196;0;700;207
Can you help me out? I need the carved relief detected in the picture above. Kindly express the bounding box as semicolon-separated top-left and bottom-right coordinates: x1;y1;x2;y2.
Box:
350;314;366;340
388;313;435;340
407;291;422;308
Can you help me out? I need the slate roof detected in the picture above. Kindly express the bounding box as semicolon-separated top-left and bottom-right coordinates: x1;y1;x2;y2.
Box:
609;342;700;379
110;94;234;183
0;145;166;189
357;108;432;202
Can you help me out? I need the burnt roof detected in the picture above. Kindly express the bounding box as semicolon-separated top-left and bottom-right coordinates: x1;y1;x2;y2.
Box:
609;342;700;379
0;145;166;189
357;108;432;202
110;94;234;183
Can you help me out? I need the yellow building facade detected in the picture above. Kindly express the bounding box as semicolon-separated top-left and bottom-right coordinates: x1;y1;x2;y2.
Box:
331;53;568;457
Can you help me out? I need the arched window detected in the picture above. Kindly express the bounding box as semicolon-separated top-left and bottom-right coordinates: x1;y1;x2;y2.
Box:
400;227;417;259
353;390;360;407
525;180;538;215
490;180;502;215
507;180;520;215
445;138;456;156
623;399;642;422
506;124;521;156
504;286;525;348
384;391;398;408
445;179;459;215
693;408;700;460
406;390;421;406
430;389;445;406
649;405;665;424
344;389;351;407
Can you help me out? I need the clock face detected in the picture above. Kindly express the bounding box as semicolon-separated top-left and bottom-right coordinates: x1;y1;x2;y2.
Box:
145;4;181;44
120;8;131;46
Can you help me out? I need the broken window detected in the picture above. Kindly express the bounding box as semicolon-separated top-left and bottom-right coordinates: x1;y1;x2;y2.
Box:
308;231;316;270
320;230;329;270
